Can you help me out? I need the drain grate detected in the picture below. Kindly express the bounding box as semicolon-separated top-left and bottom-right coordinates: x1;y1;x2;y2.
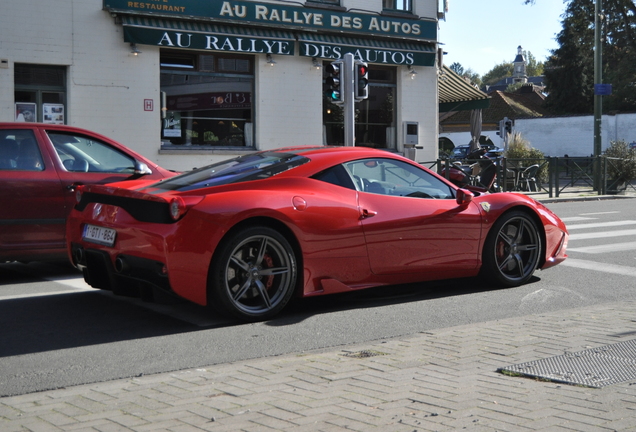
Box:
341;350;387;359
500;339;636;388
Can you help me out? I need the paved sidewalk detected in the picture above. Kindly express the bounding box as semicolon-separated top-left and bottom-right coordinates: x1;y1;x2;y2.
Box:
3;301;636;431
514;184;635;203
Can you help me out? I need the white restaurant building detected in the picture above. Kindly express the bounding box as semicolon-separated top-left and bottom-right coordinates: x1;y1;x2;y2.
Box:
0;0;472;171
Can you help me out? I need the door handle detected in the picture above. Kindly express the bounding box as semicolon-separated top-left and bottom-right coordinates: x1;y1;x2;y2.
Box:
360;209;377;219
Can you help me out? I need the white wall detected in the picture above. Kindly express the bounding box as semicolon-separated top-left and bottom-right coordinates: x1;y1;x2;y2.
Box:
1;0;167;167
255;55;324;150
440;113;636;158
516;114;636;157
0;1;74;120
402;66;439;162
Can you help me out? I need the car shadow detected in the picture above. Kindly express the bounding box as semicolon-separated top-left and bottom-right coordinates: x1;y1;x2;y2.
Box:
268;275;542;326
0;261;541;357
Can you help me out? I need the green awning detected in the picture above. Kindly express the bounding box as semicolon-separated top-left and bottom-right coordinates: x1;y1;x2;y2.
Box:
297;32;436;67
121;16;296;55
439;65;490;112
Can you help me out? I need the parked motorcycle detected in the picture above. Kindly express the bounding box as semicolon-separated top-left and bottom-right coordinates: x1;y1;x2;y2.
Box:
442;148;498;193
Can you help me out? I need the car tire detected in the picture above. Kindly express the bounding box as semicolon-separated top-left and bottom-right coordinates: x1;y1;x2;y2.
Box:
210;226;297;321
481;211;542;287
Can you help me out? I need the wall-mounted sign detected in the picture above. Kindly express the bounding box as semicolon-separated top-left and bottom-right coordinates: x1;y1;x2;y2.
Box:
124;26;295;56
299;40;435;66
105;0;437;41
122;18;435;66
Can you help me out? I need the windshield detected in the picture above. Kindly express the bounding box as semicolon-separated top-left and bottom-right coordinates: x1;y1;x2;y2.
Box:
149;152;310;192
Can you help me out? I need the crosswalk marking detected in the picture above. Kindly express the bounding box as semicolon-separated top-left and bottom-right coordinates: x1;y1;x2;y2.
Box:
568;242;636;254
560;216;598;222
580;211;620;216
569;229;636;241
560;258;636;277
566;220;636;230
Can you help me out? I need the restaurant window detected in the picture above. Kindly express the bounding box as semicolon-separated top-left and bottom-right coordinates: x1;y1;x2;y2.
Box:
160;51;254;148
323;65;396;150
14;64;66;124
383;0;412;12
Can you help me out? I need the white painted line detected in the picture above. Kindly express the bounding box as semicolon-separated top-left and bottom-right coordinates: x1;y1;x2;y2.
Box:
44;276;92;290
560;216;598;222
569;229;636;241
568;242;636;254
0;287;96;301
566;220;636;230
560;258;636;277
580;211;620;216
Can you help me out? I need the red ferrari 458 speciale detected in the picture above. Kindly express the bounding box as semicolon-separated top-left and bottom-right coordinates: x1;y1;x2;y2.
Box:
67;146;568;321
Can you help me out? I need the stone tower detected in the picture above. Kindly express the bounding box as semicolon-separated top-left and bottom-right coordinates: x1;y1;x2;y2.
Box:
513;45;528;84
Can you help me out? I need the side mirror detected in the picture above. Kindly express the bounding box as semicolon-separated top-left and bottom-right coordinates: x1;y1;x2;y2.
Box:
134;161;152;175
456;188;474;207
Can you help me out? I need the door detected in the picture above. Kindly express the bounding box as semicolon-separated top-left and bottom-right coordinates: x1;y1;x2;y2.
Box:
344;157;483;276
0;128;67;259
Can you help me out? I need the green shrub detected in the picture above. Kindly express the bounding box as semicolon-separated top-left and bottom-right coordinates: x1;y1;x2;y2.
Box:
603;140;636;181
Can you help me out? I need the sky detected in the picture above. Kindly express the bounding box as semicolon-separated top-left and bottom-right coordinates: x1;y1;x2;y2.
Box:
438;0;569;77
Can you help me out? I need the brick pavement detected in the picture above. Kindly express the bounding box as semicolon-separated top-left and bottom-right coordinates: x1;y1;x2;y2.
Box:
3;301;636;431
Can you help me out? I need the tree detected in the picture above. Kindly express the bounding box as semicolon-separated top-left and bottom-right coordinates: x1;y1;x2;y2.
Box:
449;62;464;75
482;62;514;86
525;51;544;76
463;68;483;87
449;62;483;86
543;0;636;114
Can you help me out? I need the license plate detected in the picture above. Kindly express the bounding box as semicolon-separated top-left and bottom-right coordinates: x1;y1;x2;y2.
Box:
83;224;117;247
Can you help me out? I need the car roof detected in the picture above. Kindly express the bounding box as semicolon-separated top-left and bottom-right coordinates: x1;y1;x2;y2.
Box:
0;122;102;134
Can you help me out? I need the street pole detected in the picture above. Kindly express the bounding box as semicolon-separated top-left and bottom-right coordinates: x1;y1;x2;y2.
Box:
343;53;355;146
594;0;603;191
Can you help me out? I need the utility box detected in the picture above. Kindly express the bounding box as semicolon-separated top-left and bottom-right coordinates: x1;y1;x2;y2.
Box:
404;122;418;145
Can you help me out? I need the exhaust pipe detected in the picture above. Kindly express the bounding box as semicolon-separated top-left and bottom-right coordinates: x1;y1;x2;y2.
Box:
115;256;130;273
74;247;84;264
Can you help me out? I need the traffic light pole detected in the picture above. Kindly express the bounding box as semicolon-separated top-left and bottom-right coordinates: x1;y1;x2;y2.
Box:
343;53;355;146
593;0;603;192
324;53;367;147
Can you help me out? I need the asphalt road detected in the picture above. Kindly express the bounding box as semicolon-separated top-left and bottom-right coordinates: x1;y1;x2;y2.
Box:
1;198;635;397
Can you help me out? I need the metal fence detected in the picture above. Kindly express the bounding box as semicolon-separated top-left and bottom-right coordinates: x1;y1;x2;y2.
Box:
430;156;636;198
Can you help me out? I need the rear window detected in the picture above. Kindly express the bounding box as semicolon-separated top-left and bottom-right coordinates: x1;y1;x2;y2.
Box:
150;152;310;192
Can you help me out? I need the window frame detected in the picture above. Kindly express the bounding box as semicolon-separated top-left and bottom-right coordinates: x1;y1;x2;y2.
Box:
382;0;413;13
343;158;456;199
14;64;67;124
160;50;255;149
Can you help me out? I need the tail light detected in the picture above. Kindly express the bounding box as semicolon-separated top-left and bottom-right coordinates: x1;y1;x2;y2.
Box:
169;196;186;220
75;184;85;204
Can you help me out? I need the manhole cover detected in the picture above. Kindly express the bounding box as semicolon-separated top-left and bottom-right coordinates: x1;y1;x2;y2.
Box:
500;339;636;388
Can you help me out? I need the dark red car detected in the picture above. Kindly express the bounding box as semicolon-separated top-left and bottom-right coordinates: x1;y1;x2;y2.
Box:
0;123;175;262
67;146;568;321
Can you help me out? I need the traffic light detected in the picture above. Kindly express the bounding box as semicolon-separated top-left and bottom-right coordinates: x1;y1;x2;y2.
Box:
498;117;513;136
354;60;369;101
504;118;513;134
324;60;344;105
